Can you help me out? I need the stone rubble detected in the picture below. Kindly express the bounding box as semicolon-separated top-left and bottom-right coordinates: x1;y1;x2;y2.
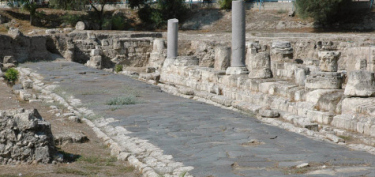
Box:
0;108;56;164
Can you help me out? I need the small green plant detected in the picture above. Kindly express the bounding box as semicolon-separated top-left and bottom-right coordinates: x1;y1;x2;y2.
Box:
106;96;137;105
114;64;123;73
4;68;19;83
338;135;352;141
112;16;125;30
218;0;232;9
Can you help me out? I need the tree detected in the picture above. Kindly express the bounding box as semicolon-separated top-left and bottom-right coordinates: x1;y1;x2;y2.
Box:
295;0;351;24
21;0;39;25
136;0;190;28
87;0;110;30
49;0;86;10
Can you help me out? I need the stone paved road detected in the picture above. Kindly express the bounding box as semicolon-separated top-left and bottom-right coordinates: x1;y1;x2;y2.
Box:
23;61;375;176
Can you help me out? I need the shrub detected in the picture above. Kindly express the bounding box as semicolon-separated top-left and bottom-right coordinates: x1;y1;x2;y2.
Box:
138;5;153;24
295;0;351;24
62;14;81;27
114;64;123;73
106;96;136;105
218;0;232;9
4;68;19;83
111;16;125;30
137;0;189;28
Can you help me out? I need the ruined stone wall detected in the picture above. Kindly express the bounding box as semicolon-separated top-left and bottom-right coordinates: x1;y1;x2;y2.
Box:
156;34;375;145
0;29;51;63
180;35;375;74
51;31;161;69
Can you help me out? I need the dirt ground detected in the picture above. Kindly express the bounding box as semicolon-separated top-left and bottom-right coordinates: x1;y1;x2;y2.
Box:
0;79;140;176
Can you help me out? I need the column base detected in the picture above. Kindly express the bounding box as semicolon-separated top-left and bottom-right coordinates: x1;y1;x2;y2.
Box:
162;58;175;68
226;66;249;75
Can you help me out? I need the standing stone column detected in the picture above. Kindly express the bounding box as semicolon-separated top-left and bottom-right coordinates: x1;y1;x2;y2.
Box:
167;19;178;59
226;0;249;75
163;19;179;67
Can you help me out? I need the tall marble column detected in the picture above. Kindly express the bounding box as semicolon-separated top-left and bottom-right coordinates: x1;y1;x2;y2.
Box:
226;0;249;75
167;19;178;59
164;18;179;67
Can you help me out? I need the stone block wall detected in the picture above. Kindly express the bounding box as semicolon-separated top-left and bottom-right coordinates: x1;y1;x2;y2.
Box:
0;29;51;63
157;34;375;144
52;31;160;69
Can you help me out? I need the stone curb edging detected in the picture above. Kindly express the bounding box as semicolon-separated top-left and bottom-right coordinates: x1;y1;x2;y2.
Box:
157;83;375;155
16;67;194;177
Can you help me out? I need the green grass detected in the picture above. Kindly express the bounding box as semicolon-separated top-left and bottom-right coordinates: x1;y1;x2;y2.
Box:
106;96;137;105
78;155;117;166
117;166;135;173
338;135;352;141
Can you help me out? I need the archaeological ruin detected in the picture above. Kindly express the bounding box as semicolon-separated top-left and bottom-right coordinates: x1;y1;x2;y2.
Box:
3;0;375;176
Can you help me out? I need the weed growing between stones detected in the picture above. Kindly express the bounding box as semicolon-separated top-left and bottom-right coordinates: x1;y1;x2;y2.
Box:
115;64;123;73
4;68;19;84
77;155;117;166
106;96;137;105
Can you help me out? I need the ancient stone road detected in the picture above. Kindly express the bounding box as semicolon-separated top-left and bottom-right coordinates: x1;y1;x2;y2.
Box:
23;61;375;176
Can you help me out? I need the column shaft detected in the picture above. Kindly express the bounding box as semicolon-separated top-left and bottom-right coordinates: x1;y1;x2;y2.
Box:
167;19;179;59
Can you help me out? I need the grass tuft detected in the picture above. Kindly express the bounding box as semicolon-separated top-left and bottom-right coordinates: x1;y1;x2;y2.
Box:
106;96;137;105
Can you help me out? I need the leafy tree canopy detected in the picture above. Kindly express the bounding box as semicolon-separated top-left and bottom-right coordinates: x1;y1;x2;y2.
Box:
295;0;351;24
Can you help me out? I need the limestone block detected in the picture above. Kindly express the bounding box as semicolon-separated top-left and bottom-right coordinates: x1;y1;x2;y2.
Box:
113;39;121;50
341;97;375;114
306;110;334;125
153;38;165;53
3;56;16;64
90;49;100;56
174;56;198;66
305;72;342;89
86;56;102;69
19;90;32;101
64;50;74;61
331;114;358;132
75;21;86;30
2;63;16;70
214;46;230;71
306;89;340;104
294;68;308;86
259;109;279;118
22;79;33;89
45;29;59;35
318;51;340;72
271;41;291;48
247;52;272;79
344;70;375;97
259;82;276;94
63;28;73;33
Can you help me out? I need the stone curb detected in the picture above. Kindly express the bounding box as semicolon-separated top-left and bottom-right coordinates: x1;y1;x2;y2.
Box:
16;67;194;177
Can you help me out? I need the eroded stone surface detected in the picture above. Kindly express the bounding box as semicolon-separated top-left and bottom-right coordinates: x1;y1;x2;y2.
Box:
0;109;55;164
344;70;375;97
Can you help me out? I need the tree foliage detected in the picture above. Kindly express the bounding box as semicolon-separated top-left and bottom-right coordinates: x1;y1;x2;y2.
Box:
295;0;351;24
137;0;190;28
